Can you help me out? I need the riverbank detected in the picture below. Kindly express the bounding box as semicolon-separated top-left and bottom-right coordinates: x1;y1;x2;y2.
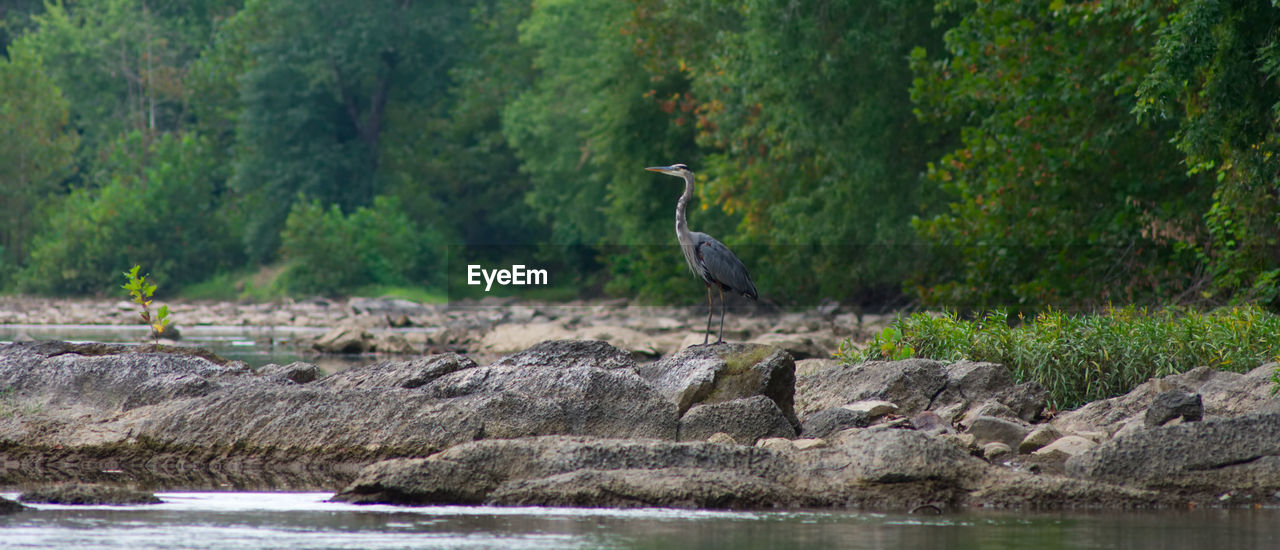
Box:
0;296;872;361
3;337;1279;512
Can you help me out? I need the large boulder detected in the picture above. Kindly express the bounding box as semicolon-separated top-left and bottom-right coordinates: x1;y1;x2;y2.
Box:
312;324;371;353
1053;363;1280;437
796;358;946;417
0;340;677;488
679;395;797;444
1067;412;1280;499
936;362;1045;422
488;339;637;371
637;344;797;427
332;430;997;509
331;436;795;506
319;354;477;390
0;341;243;411
19;483;160;505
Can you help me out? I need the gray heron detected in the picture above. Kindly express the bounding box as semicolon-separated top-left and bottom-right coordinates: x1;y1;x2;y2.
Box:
645;164;758;344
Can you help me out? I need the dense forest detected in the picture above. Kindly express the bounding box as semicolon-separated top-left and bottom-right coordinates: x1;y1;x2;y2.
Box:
1;0;1277;310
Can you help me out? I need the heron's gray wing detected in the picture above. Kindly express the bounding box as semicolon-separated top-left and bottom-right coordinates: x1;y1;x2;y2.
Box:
692;232;758;300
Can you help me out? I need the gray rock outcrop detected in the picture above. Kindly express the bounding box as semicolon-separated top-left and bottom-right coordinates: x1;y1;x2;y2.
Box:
679;395;797;444
637;344;797;428
1067;412;1280;499
333;429;995;510
19;483;160;505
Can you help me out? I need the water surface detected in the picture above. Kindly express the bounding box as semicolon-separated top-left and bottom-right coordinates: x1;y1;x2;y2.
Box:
2;492;1277;549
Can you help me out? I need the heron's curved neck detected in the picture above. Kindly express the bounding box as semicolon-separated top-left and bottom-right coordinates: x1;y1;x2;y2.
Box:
675;172;695;237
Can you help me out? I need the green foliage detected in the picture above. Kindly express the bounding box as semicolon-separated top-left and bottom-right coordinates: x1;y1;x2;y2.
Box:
278;195;446;296
6;0;1280;308
121;264;172;343
1134;0;1280;306
847;307;1280;410
229;0;466;263
910;0;1209;308
664;0;949;305
0;39;78;284
18;131;240;294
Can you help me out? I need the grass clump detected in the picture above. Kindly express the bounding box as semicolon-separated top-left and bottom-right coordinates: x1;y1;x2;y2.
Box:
838;306;1280;411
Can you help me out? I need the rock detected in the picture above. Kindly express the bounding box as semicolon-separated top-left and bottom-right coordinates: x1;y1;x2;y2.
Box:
0;340;677;488
320;354;476;390
679;395;797;444
258;361;320;384
1053;364;1280;437
371;332;416;354
939;432;977;453
792;438;829;451
795;358;945;417
0;341;238;411
967;416;1030;450
801;407;872;438
348;297;428;316
910;411;951;435
959;400;1020;428
983;442;1013;462
19;483;160;505
928;361;1045;423
313;324;371;353
488;468;800;509
755;438;796;453
842;400;899;418
479;323;576;354
934;361;1012;405
1019;425;1062;454
334;432;993;509
331;436;794;506
0;496;27;514
490;339;637;371
746;331;837;359
803;428;993;489
997;382;1048;423
1067;412;1280;498
1144;390;1203;428
637;344;797;427
1030;436;1097;467
707;432;738;445
795;358;842;377
571;325;671;356
969;474;1177;509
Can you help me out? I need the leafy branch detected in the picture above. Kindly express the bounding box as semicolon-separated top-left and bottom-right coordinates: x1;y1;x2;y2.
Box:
122;264;171;345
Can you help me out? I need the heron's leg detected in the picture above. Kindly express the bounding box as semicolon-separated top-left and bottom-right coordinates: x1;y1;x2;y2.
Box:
716;286;726;344
703;284;714;345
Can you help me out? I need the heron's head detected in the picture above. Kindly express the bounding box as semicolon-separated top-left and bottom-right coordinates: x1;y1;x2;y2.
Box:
645;163;692;178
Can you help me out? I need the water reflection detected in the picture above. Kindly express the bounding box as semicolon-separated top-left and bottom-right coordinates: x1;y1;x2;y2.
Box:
0;324;370;373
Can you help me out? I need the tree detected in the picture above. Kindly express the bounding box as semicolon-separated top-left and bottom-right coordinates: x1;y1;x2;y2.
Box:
0;42;78;281
502;0;700;299
910;0;1209;309
1136;0;1280;306
18;131;240;294
230;0;465;263
663;0;949;306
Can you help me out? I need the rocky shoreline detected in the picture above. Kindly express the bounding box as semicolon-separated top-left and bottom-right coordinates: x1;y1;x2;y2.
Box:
3;336;1279;512
0;296;867;360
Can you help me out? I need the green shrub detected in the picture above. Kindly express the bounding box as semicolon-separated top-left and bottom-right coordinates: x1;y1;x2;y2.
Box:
278;195;445;296
841;306;1280;410
17;131;241;295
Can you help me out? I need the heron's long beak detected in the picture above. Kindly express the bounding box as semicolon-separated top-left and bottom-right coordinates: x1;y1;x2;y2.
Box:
646;165;677;175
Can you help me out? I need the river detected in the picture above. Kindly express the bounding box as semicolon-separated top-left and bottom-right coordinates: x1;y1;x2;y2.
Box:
2;492;1278;549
